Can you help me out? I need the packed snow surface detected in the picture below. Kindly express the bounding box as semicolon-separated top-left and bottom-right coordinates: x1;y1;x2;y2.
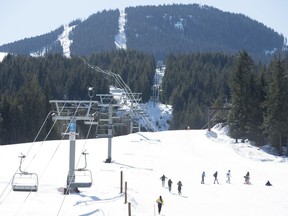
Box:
0;126;288;216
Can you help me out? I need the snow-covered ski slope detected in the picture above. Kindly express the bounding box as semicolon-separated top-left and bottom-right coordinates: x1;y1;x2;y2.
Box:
0;126;288;216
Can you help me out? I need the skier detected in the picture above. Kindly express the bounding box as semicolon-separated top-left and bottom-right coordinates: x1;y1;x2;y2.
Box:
168;179;173;192
213;171;219;184
201;171;206;184
160;175;167;187
177;181;183;195
244;172;250;184
265;180;272;186
226;170;231;184
156;196;164;215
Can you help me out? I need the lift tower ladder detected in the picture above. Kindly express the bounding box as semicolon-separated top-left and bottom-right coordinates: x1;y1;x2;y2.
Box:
49;100;98;194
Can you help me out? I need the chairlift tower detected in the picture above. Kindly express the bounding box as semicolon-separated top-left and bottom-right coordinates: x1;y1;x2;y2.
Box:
127;93;142;133
93;94;124;163
49;99;98;193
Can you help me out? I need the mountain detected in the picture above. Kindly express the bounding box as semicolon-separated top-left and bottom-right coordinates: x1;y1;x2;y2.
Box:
0;4;285;61
0;125;287;215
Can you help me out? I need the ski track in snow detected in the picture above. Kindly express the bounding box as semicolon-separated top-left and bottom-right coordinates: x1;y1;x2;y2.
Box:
58;24;76;58
115;9;127;49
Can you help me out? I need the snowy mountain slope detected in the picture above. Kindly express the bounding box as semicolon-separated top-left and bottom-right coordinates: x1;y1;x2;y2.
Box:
0;4;285;61
0;126;287;216
0;52;8;62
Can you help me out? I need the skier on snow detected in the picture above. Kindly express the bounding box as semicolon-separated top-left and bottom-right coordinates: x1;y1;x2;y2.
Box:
160;175;167;187
244;172;251;184
226;170;231;184
168;179;173;192
177;181;183;195
213;171;219;184
201;171;206;184
156;196;164;214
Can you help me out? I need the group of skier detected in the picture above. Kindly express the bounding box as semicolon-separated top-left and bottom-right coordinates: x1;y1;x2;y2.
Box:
202;170;231;184
160;175;183;195
202;170;272;186
157;175;183;215
202;170;247;184
157;172;272;215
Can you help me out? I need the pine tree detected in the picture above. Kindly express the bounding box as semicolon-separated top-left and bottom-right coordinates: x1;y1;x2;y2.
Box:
229;51;263;143
263;55;288;154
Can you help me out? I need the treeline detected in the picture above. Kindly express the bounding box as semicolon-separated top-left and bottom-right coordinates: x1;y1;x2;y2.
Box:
162;51;288;153
0;50;155;144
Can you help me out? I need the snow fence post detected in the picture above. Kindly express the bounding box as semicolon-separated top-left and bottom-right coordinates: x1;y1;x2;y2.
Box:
128;202;131;216
120;171;123;193
125;181;127;204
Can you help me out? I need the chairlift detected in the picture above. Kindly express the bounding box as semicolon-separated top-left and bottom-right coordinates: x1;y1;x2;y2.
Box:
69;151;93;188
96;124;112;138
12;154;39;192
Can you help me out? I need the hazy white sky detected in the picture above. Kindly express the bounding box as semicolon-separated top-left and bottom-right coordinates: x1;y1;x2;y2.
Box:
0;0;287;45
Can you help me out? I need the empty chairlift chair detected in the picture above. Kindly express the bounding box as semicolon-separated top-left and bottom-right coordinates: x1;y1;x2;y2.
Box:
68;151;93;188
12;154;39;192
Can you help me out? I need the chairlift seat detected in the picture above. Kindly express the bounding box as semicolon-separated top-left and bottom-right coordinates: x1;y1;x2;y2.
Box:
12;172;38;192
69;169;92;188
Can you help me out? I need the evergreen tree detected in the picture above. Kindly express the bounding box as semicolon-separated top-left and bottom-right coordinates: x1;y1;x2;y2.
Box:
263;55;288;154
229;51;263;143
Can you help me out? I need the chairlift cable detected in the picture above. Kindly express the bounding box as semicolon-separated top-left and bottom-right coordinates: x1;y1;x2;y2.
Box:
14;192;33;216
20;102;81;216
1;102;72;212
0;111;58;204
39;101;83;179
55;101;90;216
82;58;157;132
75;120;93;171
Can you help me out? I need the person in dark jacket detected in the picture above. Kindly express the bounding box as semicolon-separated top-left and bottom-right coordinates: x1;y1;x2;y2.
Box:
177;181;183;195
160;175;167;187
244;172;250;184
213;171;219;184
201;171;206;184
168;179;173;192
265;180;272;186
156;196;164;214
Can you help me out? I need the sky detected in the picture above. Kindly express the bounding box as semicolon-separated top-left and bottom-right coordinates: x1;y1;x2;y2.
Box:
0;119;288;215
0;0;287;45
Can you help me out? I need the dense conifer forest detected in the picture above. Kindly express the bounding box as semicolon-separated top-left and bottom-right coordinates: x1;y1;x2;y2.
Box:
161;51;288;153
1;50;287;154
0;50;155;144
